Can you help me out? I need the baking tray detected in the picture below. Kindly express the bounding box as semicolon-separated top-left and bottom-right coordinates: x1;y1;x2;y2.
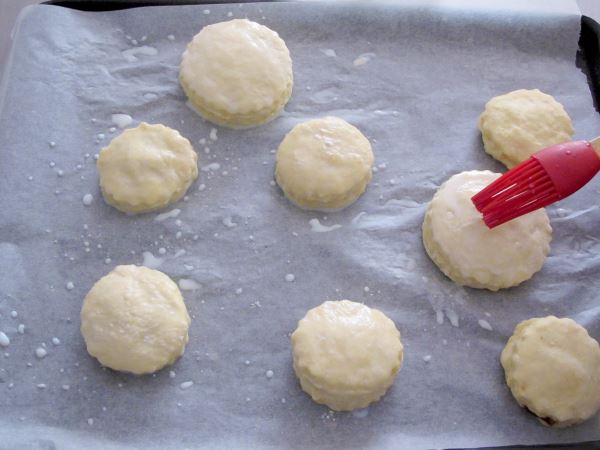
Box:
1;1;600;449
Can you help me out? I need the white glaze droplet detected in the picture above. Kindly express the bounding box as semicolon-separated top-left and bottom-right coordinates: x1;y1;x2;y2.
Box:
122;46;158;63
143;92;159;101
209;128;218;141
309;218;341;233
52;337;60;346
203;9;210;14
423;355;432;363
0;332;9;347
10;311;17;318
82;194;93;206
178;279;201;291
111;114;133;129
142;251;163;270
65;281;74;291
169;370;176;379
154;208;181;223
167;35;175;41
352;408;369;418
180;381;194;389
445;309;459;328
222;216;238;228
17;324;25;334
35;347;47;359
265;370;274;379
320;48;337;57
201;162;220;172
478;319;493;331
235;288;243;295
353;52;376;66
285;274;295;282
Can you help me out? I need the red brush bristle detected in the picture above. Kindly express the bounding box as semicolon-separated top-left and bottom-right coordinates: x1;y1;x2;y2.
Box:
472;158;559;229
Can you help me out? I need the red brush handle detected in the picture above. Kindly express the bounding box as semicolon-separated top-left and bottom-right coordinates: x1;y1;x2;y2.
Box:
533;140;600;199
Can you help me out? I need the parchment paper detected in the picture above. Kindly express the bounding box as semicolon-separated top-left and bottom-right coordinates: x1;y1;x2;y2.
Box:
0;2;599;449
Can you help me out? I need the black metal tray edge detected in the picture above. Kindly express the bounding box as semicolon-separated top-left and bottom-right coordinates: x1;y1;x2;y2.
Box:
43;0;276;9
578;15;600;113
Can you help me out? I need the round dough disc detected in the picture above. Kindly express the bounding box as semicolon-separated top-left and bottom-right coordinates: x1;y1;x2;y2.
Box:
478;89;574;168
180;19;293;128
291;300;403;411
501;316;600;427
97;122;198;214
275;116;374;211
81;265;191;375
422;170;552;290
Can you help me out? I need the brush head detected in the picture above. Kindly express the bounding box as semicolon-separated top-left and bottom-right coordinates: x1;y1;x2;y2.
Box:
472;141;600;229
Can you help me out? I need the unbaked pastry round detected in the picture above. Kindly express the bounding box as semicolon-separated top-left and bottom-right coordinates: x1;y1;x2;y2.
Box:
180;19;293;128
501;316;600;427
422;170;552;290
291;300;403;411
275;117;374;211
478;89;574;168
97;122;198;214
81;265;191;375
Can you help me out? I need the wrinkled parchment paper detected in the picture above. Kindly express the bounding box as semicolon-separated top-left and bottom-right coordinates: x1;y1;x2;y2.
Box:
0;2;599;449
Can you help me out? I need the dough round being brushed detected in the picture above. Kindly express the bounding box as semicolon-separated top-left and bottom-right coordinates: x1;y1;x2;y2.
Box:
180;19;293;128
97;122;198;214
501;316;600;427
275;116;374;211
81;265;191;375
422;170;552;290
478;89;574;168
291;300;403;411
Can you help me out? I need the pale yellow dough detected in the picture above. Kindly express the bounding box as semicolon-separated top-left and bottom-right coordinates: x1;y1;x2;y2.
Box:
422;170;551;290
291;300;403;411
180;19;293;128
275;117;374;211
97;123;198;214
81;265;191;375
478;89;574;168
501;316;600;427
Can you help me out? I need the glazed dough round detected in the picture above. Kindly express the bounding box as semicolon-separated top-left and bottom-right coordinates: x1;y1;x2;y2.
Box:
180;19;293;128
97;123;198;214
501;316;600;427
81;265;191;375
479;89;574;168
275;117;374;211
291;300;403;411
422;170;552;290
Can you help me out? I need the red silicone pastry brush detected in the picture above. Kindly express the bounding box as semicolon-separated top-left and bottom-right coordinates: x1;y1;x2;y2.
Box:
472;138;600;229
